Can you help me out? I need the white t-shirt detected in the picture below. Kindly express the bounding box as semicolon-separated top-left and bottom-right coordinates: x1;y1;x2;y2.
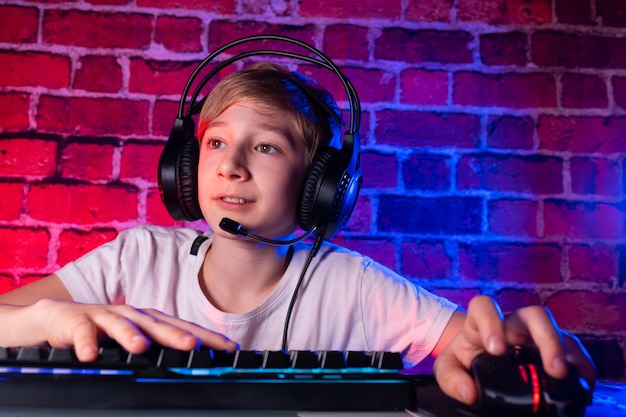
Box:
56;225;457;367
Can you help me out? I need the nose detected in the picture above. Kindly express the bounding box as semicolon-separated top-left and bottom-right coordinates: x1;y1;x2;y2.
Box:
216;145;250;181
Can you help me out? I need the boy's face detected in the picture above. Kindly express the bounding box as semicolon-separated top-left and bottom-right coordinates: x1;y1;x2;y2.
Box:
197;101;308;240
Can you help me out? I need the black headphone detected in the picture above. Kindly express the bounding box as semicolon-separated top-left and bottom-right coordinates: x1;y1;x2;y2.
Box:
158;35;362;239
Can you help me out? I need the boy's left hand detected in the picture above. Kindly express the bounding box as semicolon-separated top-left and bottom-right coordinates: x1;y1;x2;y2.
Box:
432;295;596;405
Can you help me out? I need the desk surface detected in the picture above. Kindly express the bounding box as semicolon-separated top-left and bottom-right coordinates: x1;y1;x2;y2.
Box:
0;381;622;417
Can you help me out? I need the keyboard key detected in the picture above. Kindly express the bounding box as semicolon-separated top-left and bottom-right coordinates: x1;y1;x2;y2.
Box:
290;350;318;368
345;351;371;368
372;351;403;369
212;350;235;367
233;350;261;369
16;347;44;361
48;347;76;362
261;350;290;368
157;348;189;367
187;349;213;368
318;351;346;369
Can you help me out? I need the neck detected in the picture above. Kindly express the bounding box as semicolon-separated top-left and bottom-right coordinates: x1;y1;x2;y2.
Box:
199;235;294;313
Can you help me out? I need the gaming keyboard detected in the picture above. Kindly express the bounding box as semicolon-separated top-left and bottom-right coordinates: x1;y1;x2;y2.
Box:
0;344;428;411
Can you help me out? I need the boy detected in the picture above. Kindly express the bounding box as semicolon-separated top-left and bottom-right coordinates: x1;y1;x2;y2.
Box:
0;62;595;406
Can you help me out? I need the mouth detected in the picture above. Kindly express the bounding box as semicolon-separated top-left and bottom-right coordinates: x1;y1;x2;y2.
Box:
220;197;248;204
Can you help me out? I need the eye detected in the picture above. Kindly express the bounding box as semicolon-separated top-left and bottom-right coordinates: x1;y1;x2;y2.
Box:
255;143;278;154
207;138;225;149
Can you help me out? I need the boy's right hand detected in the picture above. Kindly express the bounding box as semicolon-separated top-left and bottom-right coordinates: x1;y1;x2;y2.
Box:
27;299;239;361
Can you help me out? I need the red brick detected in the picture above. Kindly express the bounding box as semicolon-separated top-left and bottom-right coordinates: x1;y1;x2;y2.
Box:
459;243;562;284
538;116;626;153
457;154;563;193
0;51;70;89
0;6;38;43
378;195;482;235
406;0;453;22
146;187;181;226
74;56;122;93
27;183;139;224
400;69;448;105
544;200;624;239
375;28;473;64
457;0;552;24
129;59;200;95
613;76;626;109
0;228;49;269
480;32;528;66
137;0;235;13
568;245;617;284
0;276;15;294
488;199;539;237
402;154;451;191
43;10;152;49
532;32;626;68
37;96;150;136
87;0;132;4
302;66;394;105
401;241;452;278
361;153;397;189
0;93;30;132
241;0;294;15
0;182;24;221
60;142;115;181
343;238;396;270
571;157;621;196
57;229;118;266
487;116;534;149
344;195;371;234
155;16;203;53
208;21;316;54
494;289;542;312
153;100;180;137
453;72;556;108
120;141;163;182
561;73;608;108
323;25;369;62
555;0;594;24
0;138;58;177
376;110;480;148
299;0;400;18
596;0;626;27
545;291;626;333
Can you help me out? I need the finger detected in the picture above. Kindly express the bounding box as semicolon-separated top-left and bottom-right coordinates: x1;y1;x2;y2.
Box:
502;306;567;378
465;295;508;356
562;331;597;392
67;317;100;362
123;308;239;351
433;347;479;405
90;310;152;354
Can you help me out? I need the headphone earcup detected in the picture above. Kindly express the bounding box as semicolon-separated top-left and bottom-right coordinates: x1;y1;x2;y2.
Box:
175;138;203;221
298;148;334;232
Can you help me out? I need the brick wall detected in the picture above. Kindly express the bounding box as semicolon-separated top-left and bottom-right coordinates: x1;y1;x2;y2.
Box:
0;0;625;378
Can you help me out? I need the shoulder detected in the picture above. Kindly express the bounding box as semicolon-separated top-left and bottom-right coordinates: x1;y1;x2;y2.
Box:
117;225;206;244
302;241;399;282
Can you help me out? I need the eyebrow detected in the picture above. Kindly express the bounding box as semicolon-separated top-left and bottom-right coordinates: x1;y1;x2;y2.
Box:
207;120;294;139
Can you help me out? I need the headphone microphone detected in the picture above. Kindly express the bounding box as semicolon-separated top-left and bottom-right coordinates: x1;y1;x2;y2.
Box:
219;217;317;246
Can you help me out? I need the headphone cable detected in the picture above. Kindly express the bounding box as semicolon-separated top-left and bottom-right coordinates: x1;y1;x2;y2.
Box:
281;234;324;351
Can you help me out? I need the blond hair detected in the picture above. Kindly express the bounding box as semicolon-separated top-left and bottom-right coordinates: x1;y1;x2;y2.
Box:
197;62;341;165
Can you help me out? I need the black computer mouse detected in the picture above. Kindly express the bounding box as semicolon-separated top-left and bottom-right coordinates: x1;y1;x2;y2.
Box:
471;345;592;417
